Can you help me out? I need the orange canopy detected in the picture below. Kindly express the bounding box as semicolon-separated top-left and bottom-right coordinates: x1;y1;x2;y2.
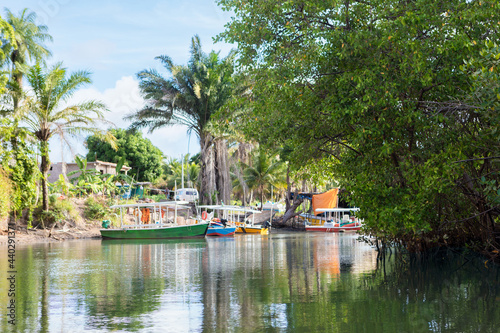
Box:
312;188;339;215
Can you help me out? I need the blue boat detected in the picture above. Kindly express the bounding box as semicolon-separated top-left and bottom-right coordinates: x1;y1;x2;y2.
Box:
206;224;236;237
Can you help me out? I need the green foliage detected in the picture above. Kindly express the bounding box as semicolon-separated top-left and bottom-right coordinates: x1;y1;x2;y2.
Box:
1;8;52;101
83;197;121;226
48;193;57;206
242;149;283;207
84;196;111;221
50;174;74;196
68;155;100;181
0;118;38;217
0;169;12;219
144;193;166;202
0;9;53;220
21;62;115;211
66;156;134;199
189;153;200;164
126;36;236;203
127;35;236;141
2;8;52;70
68;156;102;196
34;197;78;228
218;0;500;252
86;128;163;182
0;15;15;93
162;154;199;189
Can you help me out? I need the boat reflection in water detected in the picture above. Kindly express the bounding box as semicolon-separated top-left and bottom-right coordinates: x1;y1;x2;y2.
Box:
1;233;499;332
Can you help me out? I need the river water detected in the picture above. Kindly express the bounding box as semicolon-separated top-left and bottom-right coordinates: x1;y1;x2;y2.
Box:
1;232;498;332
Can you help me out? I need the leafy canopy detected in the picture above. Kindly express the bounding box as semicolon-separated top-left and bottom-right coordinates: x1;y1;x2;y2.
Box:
86;128;164;182
217;0;500;250
127;35;236;141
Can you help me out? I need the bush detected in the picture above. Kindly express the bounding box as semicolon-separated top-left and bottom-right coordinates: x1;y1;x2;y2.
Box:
49;194;58;206
145;193;166;202
84;197;110;220
33;198;76;228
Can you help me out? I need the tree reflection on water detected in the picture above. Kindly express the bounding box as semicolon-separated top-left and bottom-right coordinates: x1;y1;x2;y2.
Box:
0;234;498;332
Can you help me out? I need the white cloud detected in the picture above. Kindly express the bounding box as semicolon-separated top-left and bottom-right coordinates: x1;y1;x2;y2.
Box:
50;76;199;163
69;75;143;128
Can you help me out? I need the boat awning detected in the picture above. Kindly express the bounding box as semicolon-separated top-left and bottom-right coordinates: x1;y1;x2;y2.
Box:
312;189;339;215
110;201;190;209
315;208;360;213
198;205;262;214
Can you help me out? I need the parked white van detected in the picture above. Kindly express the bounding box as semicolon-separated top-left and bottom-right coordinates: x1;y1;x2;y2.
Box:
175;188;199;202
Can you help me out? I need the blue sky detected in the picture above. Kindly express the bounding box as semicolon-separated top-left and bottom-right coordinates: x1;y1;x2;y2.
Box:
3;0;234;162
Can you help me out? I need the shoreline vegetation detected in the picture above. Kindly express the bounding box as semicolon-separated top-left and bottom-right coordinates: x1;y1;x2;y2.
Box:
0;195;303;245
1;197;118;244
1;3;499;261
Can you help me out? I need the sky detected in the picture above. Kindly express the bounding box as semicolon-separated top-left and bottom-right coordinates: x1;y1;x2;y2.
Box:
3;0;234;163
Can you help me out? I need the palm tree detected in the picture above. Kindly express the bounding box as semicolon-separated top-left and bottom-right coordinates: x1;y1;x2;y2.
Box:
243;150;283;209
2;8;52;110
21;62;116;211
0;16;15;92
163;155;200;189
127;35;235;204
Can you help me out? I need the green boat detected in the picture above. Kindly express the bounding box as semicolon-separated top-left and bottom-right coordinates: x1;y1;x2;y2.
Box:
100;201;208;239
100;223;208;239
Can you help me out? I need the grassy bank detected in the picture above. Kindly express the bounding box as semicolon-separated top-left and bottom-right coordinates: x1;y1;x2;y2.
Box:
0;195;136;243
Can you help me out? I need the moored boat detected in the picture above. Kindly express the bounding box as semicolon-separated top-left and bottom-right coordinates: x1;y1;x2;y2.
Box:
206;224;236;237
100;201;209;239
198;205;270;235
304;208;362;232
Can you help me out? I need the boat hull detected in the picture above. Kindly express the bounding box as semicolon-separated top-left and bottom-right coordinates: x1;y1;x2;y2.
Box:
236;226;270;234
206;226;236;237
100;223;209;239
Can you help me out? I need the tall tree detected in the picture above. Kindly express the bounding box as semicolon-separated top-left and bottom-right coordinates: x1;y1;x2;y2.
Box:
2;8;52;110
0;15;15;93
218;0;500;253
0;14;41;226
22;62;115;211
127;36;235;204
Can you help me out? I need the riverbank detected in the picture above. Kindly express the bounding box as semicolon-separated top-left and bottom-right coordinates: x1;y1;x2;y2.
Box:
0;196;109;244
0;196;304;245
0;224;102;244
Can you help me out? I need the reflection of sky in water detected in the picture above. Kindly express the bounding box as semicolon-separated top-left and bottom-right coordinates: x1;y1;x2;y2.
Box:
2;233;497;332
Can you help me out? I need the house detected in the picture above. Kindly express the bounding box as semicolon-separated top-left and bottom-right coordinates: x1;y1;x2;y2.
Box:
48;160;132;183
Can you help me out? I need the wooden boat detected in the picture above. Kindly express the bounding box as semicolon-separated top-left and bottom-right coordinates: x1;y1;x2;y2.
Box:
198;205;270;235
100;201;209;239
304;208;362;232
206;223;236;237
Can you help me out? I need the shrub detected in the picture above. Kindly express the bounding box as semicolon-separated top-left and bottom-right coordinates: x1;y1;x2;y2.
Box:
145;193;166;202
49;194;58;206
33;197;82;229
84;197;109;220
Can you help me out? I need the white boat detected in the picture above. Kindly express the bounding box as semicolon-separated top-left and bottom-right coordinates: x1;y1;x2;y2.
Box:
304;208;362;232
198;205;270;234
